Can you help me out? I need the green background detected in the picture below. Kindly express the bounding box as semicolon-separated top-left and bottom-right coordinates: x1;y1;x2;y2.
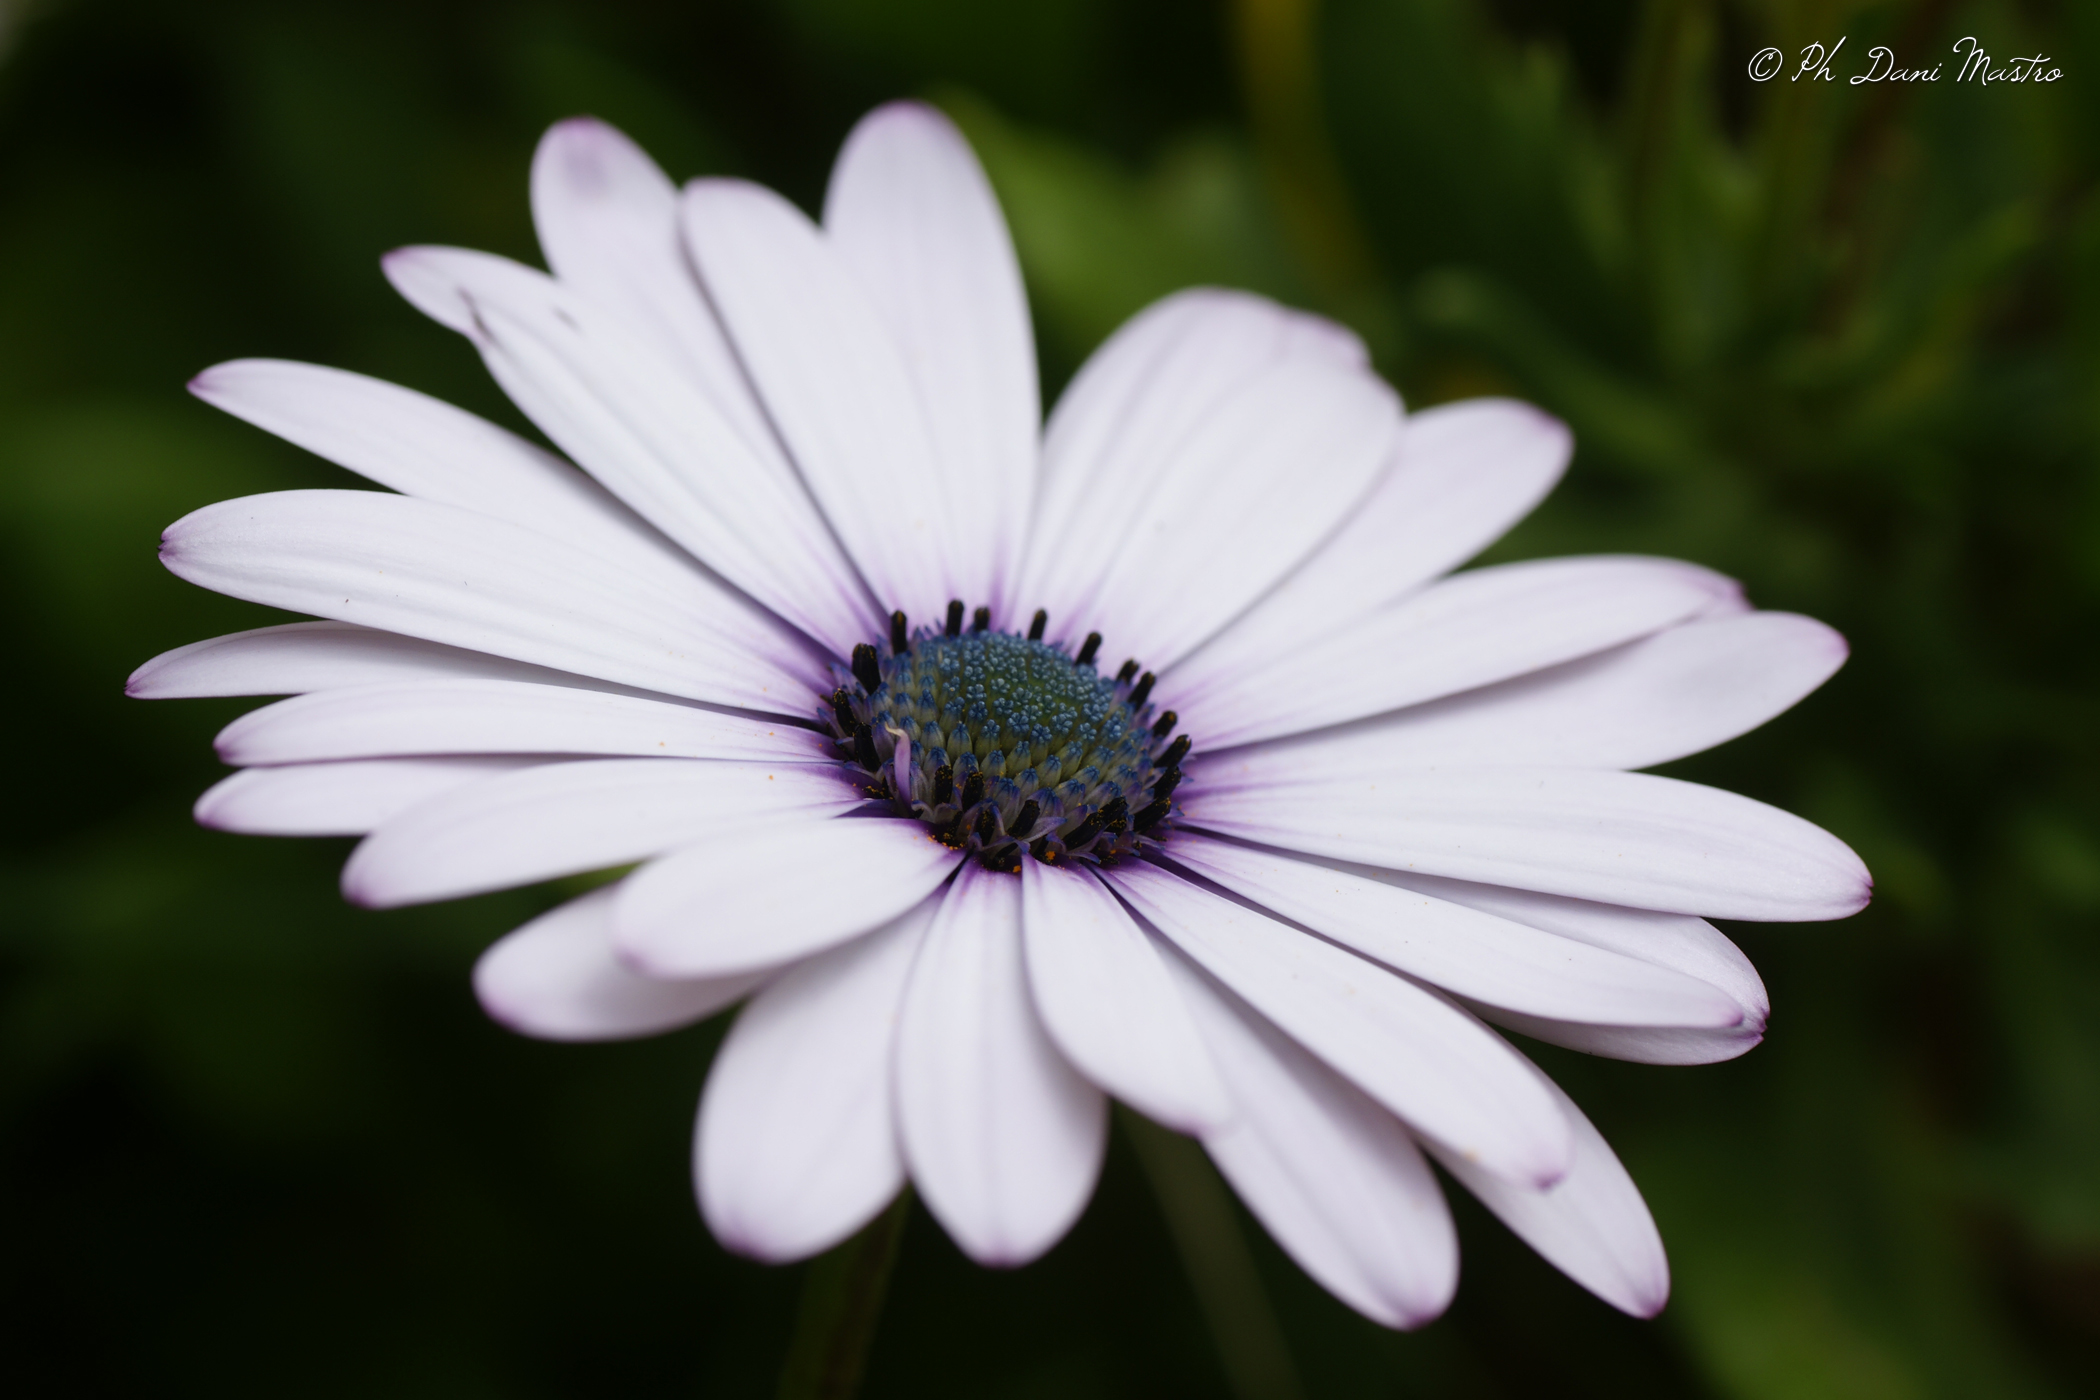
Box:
2;0;2095;1395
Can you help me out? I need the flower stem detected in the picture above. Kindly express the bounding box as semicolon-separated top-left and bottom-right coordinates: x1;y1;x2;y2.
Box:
1231;0;1383;310
774;1190;912;1400
1122;1108;1305;1400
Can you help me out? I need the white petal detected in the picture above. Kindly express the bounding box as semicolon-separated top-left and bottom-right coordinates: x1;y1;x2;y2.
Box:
187;359;701;584
1102;861;1572;1187
681;178;969;623
530;118;784;462
824;102;1038;621
1171;556;1731;751
1057;359;1398;671
1373;871;1769;1064
1022;289;1367;639
1696;587;1755;619
1182;766;1872;922
216;680;834;766
1173;398;1568;695
1423;1042;1670;1318
614;817;960;979
384;246;878;659
697;898;936;1261
896;864;1107;1265
1383;871;1767;1012
1222;611;1847;772
1018;858;1231;1134
341;759;861;907
473;884;762;1042
129;621;634;699
1164;946;1458;1329
194;756;546;836
1479;1009;1763;1066
160;489;823;711
1162;833;1743;1029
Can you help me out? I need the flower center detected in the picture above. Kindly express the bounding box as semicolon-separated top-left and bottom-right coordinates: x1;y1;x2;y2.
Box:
823;601;1189;872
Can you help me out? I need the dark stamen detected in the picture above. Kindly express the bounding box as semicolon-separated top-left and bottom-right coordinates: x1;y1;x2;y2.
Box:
1160;735;1192;769
931;764;954;806
973;807;998;844
944;600;965;637
1128;671;1156;708
1028;609;1048;641
1063;809;1106;848
1150;710;1178;740
1013;800;1040;838
1030;836;1059;863
1075;633;1102;667
1101;796;1130;834
960;771;986;810
1115;659;1139;684
1152;768;1182;802
830;687;857;733
890;611;908;654
1133;798;1171;834
851;643;881;694
852;724;878;770
970;606;991;633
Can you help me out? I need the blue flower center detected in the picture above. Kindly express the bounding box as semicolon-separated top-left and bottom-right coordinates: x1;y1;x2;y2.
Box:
824;603;1188;871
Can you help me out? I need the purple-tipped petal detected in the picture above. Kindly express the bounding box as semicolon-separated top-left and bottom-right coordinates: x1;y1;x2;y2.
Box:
382;246;879;660
195;756;547;837
1175;397;1569;691
896;864;1107;1266
1372;871;1769;1065
1182;766;1871;923
1164;946;1459;1329
128;621;623;700
1169;556;1732;751
1019;859;1232;1135
698;898;936;1262
188;358;698;583
1423;1037;1670;1318
1102;860;1573;1188
530;117;784;462
825;101;1039;623
215;680;832;767
1163;833;1744;1029
615;817;960;979
681;178;972;625
1211;610;1847;773
341;759;860;908
159;489;822;711
1019;339;1397;669
1020;288;1368;650
474;884;763;1042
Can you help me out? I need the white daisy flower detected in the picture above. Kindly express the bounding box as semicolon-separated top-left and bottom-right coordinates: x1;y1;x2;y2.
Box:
131;101;1869;1328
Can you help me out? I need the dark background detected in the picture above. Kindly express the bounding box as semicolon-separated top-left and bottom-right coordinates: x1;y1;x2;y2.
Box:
2;0;2096;1395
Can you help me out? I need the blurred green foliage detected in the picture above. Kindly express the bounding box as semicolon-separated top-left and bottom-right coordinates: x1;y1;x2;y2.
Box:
1;0;2095;1395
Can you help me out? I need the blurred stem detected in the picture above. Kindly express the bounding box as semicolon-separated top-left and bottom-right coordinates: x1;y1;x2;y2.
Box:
775;1191;911;1400
1230;0;1381;311
1122;1108;1304;1400
1816;0;1956;329
1748;0;1849;307
1617;0;1716;369
1618;0;1702;240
